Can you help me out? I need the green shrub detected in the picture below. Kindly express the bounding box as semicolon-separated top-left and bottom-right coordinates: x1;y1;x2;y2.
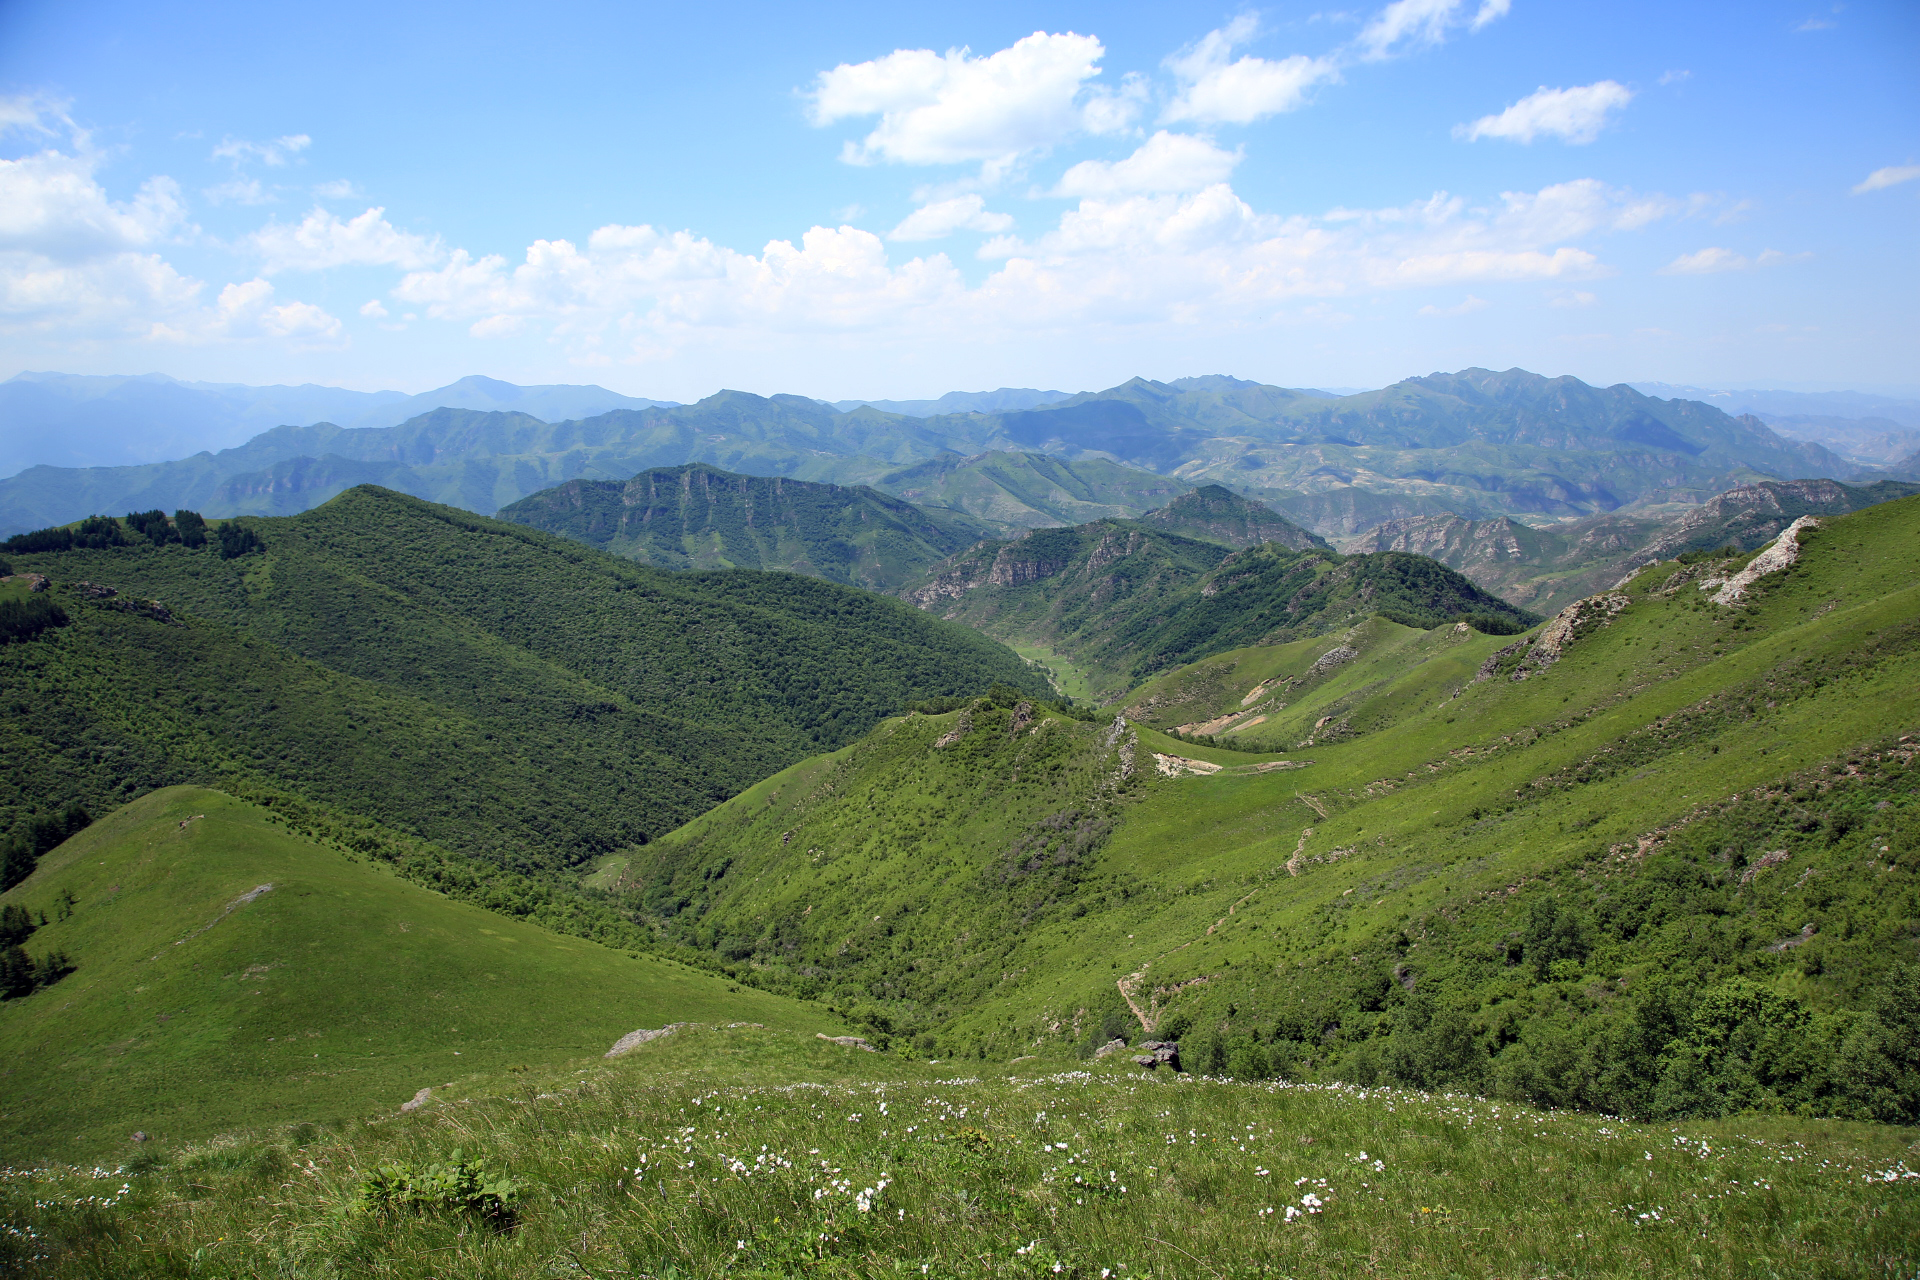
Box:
352;1150;520;1229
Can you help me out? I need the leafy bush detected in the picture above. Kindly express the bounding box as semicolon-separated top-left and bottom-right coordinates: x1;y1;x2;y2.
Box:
124;510;178;546
174;509;209;548
1458;611;1531;636
352;1150;520;1228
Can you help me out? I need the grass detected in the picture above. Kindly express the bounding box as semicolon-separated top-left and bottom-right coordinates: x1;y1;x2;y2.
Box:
0;787;838;1161
1008;644;1098;706
3;1025;1914;1278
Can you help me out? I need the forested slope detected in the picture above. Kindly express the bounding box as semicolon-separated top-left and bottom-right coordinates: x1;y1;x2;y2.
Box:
0;488;1048;871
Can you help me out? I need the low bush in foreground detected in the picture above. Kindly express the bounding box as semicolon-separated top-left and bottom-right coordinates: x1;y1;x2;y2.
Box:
2;1029;1914;1278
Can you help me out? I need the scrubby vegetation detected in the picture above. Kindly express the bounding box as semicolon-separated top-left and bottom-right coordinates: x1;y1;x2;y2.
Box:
2;1027;1913;1278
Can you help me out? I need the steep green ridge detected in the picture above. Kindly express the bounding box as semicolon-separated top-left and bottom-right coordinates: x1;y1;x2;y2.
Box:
494;463;991;590
2;369;1866;539
0;786;834;1158
1340;478;1920;615
625;497;1920;1122
901;521;1534;700
0;487;1049;871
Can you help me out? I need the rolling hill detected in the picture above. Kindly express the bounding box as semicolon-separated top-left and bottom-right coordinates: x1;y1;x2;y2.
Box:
0;487;1049;874
0;784;834;1158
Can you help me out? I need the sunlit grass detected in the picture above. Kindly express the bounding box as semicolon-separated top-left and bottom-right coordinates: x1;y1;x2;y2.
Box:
5;1027;1914;1278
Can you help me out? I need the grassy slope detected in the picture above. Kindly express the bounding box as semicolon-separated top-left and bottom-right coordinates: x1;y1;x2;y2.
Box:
1;488;1048;867
630;498;1920;1083
0;786;836;1159
9;1024;1911;1278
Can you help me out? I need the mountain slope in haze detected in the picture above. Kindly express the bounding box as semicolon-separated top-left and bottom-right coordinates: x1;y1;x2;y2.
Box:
495;463;992;590
1629;381;1920;430
1341;477;1920;615
901;515;1533;700
852;449;1195;531
829;387;1070;416
626;495;1920;1125
3;368;1868;540
0;785;832;1158
0;372;673;477
0;487;1049;870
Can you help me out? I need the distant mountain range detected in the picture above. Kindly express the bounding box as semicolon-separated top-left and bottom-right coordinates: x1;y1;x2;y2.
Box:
0;372;676;473
1;367;1893;542
1629;381;1920;468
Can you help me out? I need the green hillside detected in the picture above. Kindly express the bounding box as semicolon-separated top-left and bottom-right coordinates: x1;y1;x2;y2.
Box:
0;786;835;1158
624;496;1920;1124
495;463;991;590
0;487;1049;872
1136;483;1329;550
901;520;1534;701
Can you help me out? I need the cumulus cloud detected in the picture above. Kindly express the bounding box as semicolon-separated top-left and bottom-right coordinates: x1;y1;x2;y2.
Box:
1354;0;1505;61
206;177;273;205
1853;165;1920;194
212;134;311;167
1055;132;1241;197
0;150;188;263
1162;16;1340;125
1549;290;1598;307
889;195;1014;241
196;277;342;341
359;298;389;318
249;206;443;273
382;175;1672;361
1456;82;1634;145
806;32;1127;178
1660;247;1788;274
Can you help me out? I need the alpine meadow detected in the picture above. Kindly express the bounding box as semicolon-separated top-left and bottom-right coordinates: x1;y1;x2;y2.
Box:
3;2;1919;1276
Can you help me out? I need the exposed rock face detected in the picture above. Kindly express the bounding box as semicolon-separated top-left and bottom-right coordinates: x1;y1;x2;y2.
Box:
817;1033;878;1052
1475;590;1627;682
1092;1037;1129;1059
1307;644;1358;677
400;1087;432;1112
1643;481;1869;561
605;1023;690;1058
1132;1040;1181;1070
1700;515;1819;604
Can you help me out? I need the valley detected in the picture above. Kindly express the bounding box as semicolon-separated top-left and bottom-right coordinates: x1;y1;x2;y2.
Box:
2;384;1915;1279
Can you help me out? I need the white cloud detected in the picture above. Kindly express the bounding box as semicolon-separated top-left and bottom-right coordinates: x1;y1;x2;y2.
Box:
1853;165;1920;194
1470;0;1511;30
192;277;342;341
1418;294;1487;317
0;252;203;337
807;32;1123;177
1354;0;1502;61
1660;247;1789;274
249;206;443;273
383;175;1669;363
1055;132;1241;197
1162;16;1341;125
313;179;362;200
0;150;188;262
1456;82;1634;145
889;195;1014;241
212;134;311;167
359;298;389;318
1549;290;1598;307
1659;69;1691;86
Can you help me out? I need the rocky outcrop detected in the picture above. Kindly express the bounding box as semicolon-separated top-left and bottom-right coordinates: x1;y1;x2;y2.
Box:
818;1033;878;1052
400;1087;432;1112
1700;516;1819;604
1475;591;1625;682
1132;1040;1181;1070
1092;1037;1129;1059
605;1022;690;1058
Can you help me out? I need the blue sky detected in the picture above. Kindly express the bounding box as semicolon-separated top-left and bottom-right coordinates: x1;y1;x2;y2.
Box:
1;0;1914;400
